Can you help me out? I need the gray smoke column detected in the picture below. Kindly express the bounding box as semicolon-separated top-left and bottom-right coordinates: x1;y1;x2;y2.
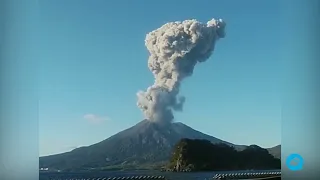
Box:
137;18;226;124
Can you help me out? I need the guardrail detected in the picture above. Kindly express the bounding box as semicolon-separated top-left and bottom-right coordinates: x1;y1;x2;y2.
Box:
212;170;281;179
45;170;281;180
48;176;167;180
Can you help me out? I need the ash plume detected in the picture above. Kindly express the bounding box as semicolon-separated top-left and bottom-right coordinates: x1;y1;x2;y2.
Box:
137;18;226;124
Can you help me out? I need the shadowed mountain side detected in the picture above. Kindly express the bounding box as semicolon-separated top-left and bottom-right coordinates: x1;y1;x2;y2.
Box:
39;120;246;171
167;139;281;172
267;145;281;159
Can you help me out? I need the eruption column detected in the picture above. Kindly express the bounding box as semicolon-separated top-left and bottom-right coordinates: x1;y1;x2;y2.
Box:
137;18;226;124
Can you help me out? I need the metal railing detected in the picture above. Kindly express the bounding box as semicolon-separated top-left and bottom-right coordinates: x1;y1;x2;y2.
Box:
48;176;167;180
212;170;281;179
44;170;281;180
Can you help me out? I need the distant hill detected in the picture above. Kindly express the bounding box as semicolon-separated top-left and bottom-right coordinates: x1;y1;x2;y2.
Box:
267;145;281;159
39;120;246;171
167;139;281;172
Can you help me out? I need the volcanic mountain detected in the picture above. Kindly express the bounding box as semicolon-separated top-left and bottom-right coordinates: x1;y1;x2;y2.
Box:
39;120;267;171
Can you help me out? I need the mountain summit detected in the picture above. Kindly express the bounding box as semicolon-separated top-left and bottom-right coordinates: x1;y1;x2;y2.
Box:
39;120;246;170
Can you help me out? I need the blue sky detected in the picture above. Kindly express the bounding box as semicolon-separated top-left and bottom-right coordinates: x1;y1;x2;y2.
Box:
39;0;284;156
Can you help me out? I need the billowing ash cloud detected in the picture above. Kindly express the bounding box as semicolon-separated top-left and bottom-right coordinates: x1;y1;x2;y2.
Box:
137;18;226;124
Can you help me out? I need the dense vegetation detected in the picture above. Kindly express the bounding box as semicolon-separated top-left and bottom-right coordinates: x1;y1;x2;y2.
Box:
167;138;280;172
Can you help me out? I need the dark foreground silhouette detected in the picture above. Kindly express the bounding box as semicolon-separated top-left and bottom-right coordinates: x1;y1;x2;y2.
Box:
167;138;281;172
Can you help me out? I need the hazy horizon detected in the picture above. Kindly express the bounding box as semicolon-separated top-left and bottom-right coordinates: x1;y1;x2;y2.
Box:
39;0;282;156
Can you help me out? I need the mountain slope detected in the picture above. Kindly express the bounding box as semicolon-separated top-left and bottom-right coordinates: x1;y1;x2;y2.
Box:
167;139;281;171
39;120;245;170
267;145;281;159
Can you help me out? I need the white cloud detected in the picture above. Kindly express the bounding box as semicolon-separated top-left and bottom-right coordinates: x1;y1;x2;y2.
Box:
83;114;109;124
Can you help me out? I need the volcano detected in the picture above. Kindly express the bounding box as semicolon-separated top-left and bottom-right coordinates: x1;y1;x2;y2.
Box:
39;120;247;170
